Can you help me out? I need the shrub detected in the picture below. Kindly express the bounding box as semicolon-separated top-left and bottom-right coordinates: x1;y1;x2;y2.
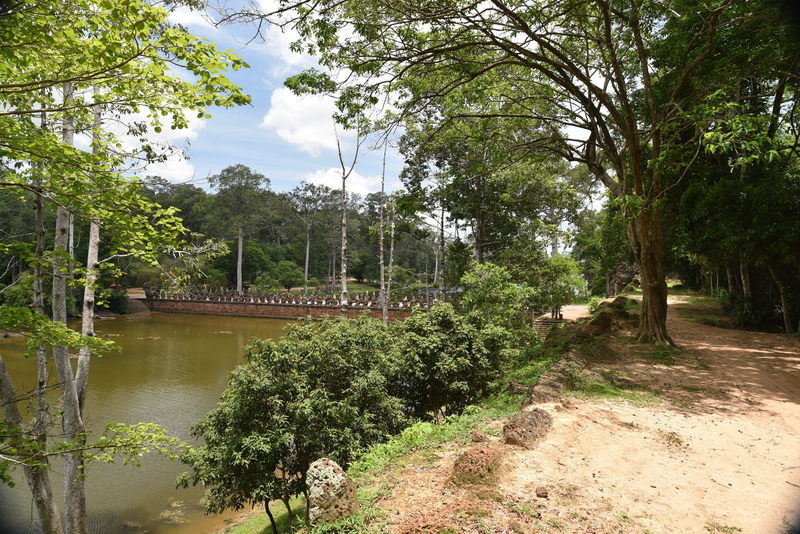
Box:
459;262;530;328
180;317;408;515
390;304;514;418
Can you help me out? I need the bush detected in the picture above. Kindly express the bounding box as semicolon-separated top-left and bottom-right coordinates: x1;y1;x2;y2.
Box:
102;290;129;314
181;317;408;514
390;304;514;418
459;262;530;328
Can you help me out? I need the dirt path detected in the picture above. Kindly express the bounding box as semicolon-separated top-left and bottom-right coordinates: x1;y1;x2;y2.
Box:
380;297;800;534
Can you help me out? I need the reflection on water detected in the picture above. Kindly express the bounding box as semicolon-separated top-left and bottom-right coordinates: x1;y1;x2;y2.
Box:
0;311;287;534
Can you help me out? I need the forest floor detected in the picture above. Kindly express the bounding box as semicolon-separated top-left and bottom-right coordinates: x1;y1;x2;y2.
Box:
220;295;800;534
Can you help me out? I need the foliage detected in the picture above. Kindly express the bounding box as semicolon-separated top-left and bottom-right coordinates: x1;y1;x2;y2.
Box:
180;317;408;513
274;261;304;290
390;304;514;419
459;262;530;328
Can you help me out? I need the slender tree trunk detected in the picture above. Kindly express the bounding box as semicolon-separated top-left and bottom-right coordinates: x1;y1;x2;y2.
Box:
32;178;63;534
236;225;243;294
379;148;388;323
726;262;738;295
303;223;311;295
282;497;293;531
767;264;795;334
264;502;278;534
340;176;348;312
438;203;445;298
75;89;102;410
387;201;396;304
54;82;88;534
626;205;673;345
740;257;754;321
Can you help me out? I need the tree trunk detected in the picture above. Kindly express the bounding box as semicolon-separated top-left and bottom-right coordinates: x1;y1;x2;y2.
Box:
264;502;278;534
303;223;311;295
626;206;673;345
282;497;293;531
30;168;63;534
340;176;348;312
725;262;738;295
54;82;88;534
75;91;102;411
74;220;99;409
767;263;795;334
379;149;388;323
387;201;396;304
236;225;243;294
739;257;753;321
438;203;445;298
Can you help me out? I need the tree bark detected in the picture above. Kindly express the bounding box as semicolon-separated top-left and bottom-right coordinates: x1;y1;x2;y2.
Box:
340;173;348;312
767;263;795;334
379;147;388;323
264;501;278;534
54;82;88;534
739;257;754;321
236;225;243;294
303;223;311;295
32;178;63;534
626;205;673;345
387;201;396;304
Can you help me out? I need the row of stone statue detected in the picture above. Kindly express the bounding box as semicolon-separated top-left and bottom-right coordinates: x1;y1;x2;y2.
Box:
142;286;435;309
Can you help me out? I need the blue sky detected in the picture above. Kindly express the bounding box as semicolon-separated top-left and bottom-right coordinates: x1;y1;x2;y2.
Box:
150;5;405;196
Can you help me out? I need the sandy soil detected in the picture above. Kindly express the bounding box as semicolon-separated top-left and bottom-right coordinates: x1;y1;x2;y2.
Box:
379;297;800;534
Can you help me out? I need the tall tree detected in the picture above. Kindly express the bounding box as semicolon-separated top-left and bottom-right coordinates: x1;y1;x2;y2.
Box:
208;165;270;294
289;182;333;294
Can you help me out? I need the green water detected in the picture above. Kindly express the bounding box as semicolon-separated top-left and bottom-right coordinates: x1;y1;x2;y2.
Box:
0;311;288;534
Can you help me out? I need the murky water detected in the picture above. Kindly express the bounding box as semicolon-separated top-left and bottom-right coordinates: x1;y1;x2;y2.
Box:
0;311;288;534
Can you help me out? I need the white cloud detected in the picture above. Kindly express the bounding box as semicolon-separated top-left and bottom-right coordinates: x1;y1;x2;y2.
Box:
102;107;207;182
168;6;217;31
303;167;380;196
261;88;355;156
143;152;198;182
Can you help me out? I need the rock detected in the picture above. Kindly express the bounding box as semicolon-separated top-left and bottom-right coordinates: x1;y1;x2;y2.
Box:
450;446;504;486
535;486;549;498
307;458;359;524
471;430;489;443
503;408;553;449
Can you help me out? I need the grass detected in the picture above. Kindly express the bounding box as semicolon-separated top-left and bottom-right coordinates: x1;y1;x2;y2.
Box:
640;346;681;365
704;521;743;533
226;497;305;534
566;368;661;406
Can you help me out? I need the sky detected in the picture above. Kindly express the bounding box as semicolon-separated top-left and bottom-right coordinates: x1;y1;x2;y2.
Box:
147;4;405;196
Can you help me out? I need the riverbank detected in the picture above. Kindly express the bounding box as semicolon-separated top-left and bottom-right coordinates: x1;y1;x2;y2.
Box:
219;294;800;534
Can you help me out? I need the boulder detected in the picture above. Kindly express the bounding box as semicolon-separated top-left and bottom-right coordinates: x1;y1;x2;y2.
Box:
306;458;359;524
503;408;553;449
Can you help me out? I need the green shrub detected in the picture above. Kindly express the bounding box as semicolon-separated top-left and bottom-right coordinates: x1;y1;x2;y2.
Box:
180;317;408;515
390;304;514;418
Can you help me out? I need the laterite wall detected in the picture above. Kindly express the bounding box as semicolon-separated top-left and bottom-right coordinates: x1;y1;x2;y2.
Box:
140;298;411;321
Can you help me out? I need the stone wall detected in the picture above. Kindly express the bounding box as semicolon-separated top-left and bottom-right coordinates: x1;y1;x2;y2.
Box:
139;298;412;321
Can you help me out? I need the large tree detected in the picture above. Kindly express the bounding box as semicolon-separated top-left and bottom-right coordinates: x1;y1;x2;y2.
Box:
243;0;780;343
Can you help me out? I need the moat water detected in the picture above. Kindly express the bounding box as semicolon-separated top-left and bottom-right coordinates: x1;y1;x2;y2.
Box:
0;311;288;534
